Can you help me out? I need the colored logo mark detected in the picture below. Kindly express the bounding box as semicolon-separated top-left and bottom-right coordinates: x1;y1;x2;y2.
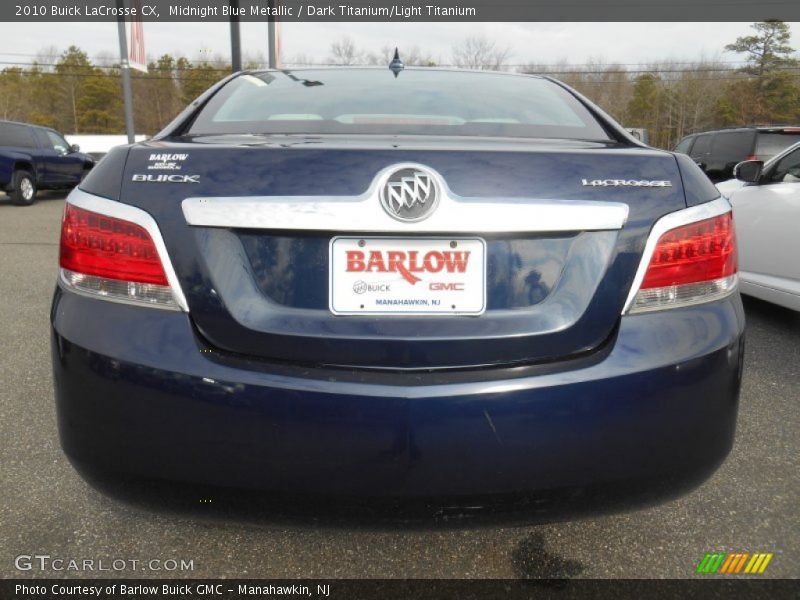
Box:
697;552;774;574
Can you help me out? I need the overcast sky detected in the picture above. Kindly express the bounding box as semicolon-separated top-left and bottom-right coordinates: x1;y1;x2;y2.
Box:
1;22;799;68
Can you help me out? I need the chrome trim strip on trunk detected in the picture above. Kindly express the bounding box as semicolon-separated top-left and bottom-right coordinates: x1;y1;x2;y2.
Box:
181;163;630;234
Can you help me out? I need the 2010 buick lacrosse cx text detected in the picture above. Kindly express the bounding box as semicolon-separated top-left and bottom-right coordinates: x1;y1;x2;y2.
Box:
51;66;744;505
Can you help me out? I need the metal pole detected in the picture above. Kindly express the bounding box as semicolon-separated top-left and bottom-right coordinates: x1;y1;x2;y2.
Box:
267;0;277;69
229;0;242;72
116;0;135;143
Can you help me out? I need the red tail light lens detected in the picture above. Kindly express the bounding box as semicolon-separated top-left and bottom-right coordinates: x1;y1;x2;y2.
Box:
628;210;738;314
641;213;737;290
60;204;168;285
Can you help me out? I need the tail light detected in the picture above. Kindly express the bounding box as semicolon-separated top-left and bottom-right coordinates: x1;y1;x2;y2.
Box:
626;199;738;314
59;193;186;310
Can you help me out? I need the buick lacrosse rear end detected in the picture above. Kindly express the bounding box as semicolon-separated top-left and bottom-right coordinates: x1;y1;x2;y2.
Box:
51;68;744;501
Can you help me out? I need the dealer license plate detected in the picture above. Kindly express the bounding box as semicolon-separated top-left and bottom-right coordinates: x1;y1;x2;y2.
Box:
329;237;486;315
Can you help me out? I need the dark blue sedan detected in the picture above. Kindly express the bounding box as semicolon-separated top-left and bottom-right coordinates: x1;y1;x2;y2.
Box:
51;68;743;503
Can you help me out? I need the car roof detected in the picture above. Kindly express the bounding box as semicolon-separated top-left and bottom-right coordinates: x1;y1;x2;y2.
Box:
754;126;800;133
679;126;800;142
0;119;51;131
0;119;34;127
690;126;800;135
242;66;548;80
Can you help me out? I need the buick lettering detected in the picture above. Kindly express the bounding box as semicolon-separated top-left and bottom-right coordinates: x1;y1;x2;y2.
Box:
51;67;744;505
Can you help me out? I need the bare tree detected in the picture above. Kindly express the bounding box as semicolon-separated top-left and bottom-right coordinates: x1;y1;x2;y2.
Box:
242;51;267;70
366;45;437;67
328;36;361;65
283;53;315;67
33;45;61;72
451;36;511;70
92;51;118;69
521;59;633;123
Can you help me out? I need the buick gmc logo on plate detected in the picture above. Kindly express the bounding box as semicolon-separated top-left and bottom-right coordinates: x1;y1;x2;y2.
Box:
379;167;439;222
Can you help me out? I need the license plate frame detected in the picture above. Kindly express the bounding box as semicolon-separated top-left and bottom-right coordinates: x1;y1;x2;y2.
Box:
329;236;486;316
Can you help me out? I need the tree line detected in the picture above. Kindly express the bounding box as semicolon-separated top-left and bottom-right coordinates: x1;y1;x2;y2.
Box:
0;48;226;137
0;21;797;149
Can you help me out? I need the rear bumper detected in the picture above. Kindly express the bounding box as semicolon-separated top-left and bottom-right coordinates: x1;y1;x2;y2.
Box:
51;288;745;498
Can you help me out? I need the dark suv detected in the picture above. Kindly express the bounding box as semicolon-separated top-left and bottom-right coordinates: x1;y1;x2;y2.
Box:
0;120;94;205
674;126;800;182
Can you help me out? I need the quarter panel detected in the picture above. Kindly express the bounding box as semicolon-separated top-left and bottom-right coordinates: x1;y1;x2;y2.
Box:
730;183;800;290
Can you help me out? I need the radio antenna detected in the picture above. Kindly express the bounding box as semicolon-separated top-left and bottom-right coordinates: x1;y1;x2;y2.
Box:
389;48;404;77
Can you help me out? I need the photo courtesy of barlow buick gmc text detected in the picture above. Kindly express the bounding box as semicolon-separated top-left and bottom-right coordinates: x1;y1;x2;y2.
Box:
0;1;798;597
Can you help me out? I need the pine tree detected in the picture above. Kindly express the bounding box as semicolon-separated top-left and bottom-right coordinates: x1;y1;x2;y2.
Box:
55;46;94;133
627;74;662;143
723;20;799;124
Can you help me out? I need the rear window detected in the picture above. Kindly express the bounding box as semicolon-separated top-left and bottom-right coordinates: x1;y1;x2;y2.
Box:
0;123;35;148
674;136;694;154
691;134;713;156
756;132;800;160
712;131;754;162
187;69;612;140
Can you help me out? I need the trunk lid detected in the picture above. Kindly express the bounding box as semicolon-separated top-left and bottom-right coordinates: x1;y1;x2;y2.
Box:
119;136;686;369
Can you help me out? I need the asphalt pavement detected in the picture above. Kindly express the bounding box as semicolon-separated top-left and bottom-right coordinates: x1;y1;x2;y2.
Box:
1;192;798;579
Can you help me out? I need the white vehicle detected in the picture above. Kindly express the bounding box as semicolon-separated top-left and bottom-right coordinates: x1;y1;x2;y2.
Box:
718;142;800;311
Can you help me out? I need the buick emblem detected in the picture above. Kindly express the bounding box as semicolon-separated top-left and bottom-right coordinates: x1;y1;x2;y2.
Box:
379;167;439;222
